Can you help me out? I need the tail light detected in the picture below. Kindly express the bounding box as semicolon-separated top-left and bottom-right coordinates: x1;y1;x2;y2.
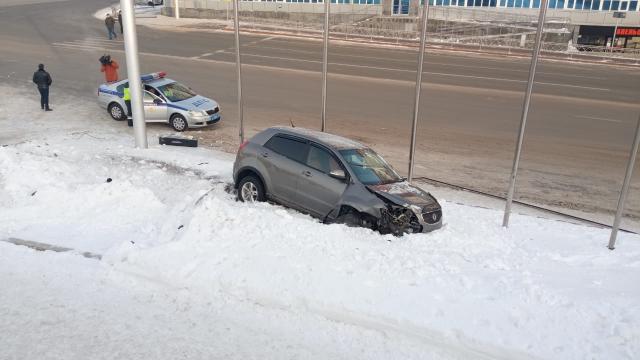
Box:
238;140;249;152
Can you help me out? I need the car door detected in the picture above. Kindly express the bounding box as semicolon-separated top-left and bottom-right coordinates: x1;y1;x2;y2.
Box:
143;90;167;122
260;135;309;207
296;144;349;218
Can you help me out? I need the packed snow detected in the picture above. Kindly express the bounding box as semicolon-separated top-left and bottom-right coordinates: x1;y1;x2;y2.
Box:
1;84;639;359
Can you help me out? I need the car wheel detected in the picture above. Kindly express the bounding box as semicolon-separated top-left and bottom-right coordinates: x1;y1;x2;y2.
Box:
238;175;265;203
108;103;125;121
170;114;188;132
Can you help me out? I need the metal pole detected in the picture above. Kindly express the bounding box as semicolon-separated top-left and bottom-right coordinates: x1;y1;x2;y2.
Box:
407;0;430;182
174;0;180;19
320;0;330;132
502;0;547;227
120;0;148;149
233;0;244;142
611;18;619;53
608;113;640;250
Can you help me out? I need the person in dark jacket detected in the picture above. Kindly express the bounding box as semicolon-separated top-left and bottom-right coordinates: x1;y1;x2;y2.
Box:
118;10;123;34
105;14;117;40
32;64;52;111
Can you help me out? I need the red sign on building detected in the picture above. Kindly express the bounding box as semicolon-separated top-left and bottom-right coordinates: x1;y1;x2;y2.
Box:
616;28;640;37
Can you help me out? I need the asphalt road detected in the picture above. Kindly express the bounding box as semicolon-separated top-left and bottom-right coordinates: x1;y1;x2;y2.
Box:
2;0;640;227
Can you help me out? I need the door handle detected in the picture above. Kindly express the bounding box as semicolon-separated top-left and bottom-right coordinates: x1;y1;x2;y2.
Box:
302;170;312;177
261;152;269;158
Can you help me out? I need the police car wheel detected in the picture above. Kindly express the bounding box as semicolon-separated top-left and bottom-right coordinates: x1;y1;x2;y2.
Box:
170;114;188;132
108;103;125;121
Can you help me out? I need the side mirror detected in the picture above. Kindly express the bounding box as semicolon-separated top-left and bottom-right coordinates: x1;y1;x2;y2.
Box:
329;169;347;181
153;98;163;105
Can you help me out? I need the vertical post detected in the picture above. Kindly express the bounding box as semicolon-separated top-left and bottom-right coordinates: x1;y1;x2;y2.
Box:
608;113;640;250
407;0;430;182
120;0;148;149
502;0;547;227
611;18;620;53
233;0;244;142
320;0;330;132
174;0;180;19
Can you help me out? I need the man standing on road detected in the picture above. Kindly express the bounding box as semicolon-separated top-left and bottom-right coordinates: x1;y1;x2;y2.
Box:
99;55;119;83
32;64;53;111
105;14;117;40
118;10;123;34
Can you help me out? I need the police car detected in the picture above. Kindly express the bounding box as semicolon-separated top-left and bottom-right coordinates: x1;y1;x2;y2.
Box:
97;72;221;131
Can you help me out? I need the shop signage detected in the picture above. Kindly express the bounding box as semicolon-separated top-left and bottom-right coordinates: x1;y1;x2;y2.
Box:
616;28;640;36
613;12;626;18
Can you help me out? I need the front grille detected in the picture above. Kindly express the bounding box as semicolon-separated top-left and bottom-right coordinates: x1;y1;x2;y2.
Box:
206;107;219;115
422;210;442;224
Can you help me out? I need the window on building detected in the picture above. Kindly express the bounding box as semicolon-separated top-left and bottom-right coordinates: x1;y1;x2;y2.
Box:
620;0;628;9
575;0;583;8
592;0;600;8
533;0;540;6
568;0;574;7
523;0;530;6
602;0;611;9
507;0;514;6
549;0;557;7
557;0;565;7
583;0;591;8
500;0;506;5
630;0;638;9
611;0;619;8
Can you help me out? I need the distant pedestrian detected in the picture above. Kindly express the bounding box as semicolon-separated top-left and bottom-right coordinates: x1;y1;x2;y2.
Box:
99;54;119;83
105;14;117;40
32;63;53;111
118;10;123;34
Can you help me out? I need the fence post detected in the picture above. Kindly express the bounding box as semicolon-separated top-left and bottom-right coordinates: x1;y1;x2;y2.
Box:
321;0;330;132
407;1;430;181
608;113;640;250
233;0;244;142
502;0;548;227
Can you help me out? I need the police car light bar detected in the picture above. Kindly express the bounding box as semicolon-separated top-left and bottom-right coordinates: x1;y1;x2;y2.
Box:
140;72;167;82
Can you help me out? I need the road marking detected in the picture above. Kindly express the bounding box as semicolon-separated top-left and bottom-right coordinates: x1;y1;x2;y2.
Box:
573;115;625;123
51;42;634;107
216;50;612;92
244;43;607;80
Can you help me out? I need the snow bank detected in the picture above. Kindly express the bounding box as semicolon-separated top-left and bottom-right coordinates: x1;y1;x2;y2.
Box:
1;84;639;359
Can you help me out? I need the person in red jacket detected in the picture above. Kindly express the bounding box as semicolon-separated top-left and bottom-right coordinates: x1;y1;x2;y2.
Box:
99;55;119;83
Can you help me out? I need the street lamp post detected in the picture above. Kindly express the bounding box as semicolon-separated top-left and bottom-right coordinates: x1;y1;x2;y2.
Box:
610;12;626;52
120;0;148;149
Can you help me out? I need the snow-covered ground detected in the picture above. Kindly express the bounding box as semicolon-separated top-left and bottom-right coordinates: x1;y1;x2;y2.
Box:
1;84;640;359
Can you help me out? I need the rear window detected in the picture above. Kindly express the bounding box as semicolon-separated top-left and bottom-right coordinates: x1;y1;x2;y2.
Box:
264;135;308;163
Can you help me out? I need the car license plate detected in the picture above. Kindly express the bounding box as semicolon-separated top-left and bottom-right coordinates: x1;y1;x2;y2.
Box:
209;114;220;121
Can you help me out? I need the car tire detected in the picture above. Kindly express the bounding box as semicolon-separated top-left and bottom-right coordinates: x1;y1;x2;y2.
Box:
170;114;188;132
335;208;364;228
108;103;125;121
237;175;266;203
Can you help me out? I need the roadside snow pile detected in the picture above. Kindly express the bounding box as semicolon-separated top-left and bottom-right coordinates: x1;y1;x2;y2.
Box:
1;89;639;359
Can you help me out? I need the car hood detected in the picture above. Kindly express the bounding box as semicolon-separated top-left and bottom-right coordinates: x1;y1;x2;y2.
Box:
367;181;438;208
173;95;219;112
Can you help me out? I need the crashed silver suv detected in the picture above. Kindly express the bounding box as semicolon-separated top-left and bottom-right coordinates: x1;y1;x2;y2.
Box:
232;127;442;235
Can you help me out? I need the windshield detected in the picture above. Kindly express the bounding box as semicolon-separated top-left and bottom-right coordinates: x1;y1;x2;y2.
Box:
156;82;196;102
339;148;402;185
